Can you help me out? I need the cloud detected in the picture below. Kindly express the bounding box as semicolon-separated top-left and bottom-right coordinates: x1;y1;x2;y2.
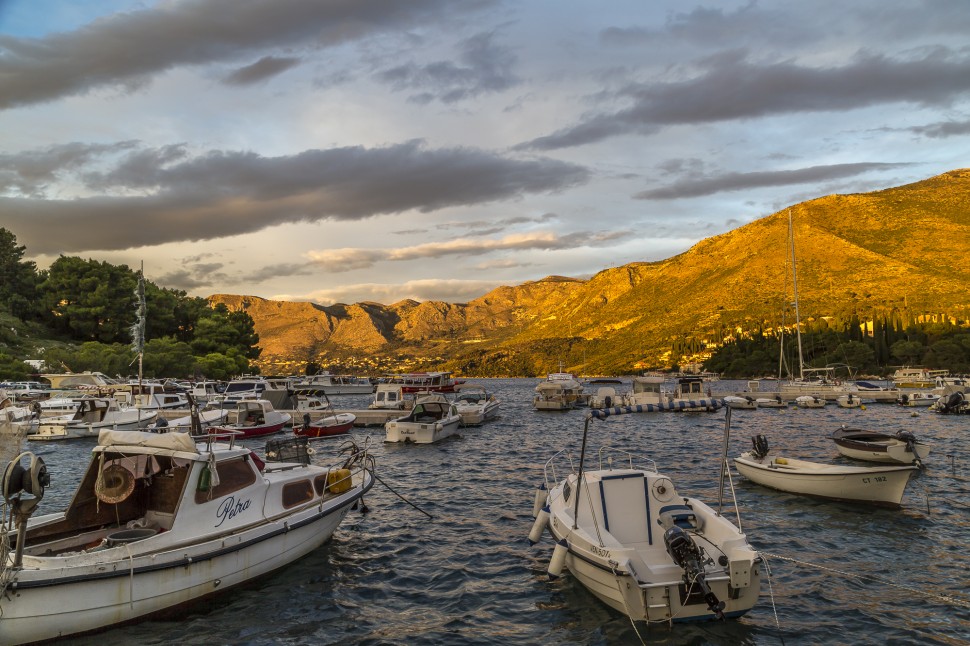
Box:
376;30;520;104
0;0;478;110
223;56;301;86
305;230;630;271
908;119;970;138
634;162;909;199
279;278;505;306
518;49;970;150
0;141;138;196
2;140;589;253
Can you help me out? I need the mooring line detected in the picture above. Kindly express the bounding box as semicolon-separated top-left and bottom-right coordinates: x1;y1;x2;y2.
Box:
761;551;970;610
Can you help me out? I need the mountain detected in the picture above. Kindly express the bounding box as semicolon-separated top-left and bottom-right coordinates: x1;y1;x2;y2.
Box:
210;169;970;376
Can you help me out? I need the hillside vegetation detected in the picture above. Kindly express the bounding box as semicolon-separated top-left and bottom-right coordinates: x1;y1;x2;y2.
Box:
211;169;970;376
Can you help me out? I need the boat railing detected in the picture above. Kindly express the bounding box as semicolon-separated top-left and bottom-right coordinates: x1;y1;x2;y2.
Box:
194;428;243;450
542;448;578;490
595;446;657;473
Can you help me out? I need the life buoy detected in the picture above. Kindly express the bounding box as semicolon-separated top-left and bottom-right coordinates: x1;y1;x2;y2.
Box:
95;464;135;504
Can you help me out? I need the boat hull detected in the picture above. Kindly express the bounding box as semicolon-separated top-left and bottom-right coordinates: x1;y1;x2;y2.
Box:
1;478;370;644
295;413;356;437
734;453;917;507
384;418;460;443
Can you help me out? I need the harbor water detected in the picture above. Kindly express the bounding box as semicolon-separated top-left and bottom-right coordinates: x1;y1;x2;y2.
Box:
11;379;970;645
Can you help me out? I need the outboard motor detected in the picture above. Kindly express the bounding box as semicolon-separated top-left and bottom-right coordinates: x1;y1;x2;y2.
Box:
940;391;965;414
750;434;770;460
895;431;922;466
663;526;725;619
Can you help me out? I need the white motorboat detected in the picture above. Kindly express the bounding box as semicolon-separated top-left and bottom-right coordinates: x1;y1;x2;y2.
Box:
293;372;375;396
208;399;292;439
0;430;374;644
369;383;407;410
668;377;719;411
795;395;826;409
625;375;666;406
836;393;863;408
830;426;930;465
529;414;761;623
26;397;157;441
734;435;918;507
453;384;500;425
534;371;585;410
724;395;757;410
587;386;622;409
756;396;787;409
384;393;461;443
897;391;940;407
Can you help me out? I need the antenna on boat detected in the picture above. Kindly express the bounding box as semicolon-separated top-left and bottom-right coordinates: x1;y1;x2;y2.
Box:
572;414;592;530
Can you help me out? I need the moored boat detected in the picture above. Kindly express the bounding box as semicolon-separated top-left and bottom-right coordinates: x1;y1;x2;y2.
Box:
294;410;357;437
734;435;918;507
0;431;373;644
830;426;930;465
724;395;757;410
384;393;461;443
529;413;761;623
26;397;157;441
795;394;826;409
208;399;292;439
836;393;863;408
452;384;500;425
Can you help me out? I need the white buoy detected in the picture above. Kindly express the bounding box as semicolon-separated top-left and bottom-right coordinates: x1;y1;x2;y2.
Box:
547;538;568;579
528;505;549;545
532;483;547;518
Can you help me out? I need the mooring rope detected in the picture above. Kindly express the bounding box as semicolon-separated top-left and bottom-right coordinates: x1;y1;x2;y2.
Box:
761;551;970;610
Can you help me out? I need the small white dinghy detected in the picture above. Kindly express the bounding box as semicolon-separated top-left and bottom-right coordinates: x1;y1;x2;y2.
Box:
723;395;757;410
795;395;826;409
836;393;863;409
830;426;930;465
529;411;761;624
734;435;918;507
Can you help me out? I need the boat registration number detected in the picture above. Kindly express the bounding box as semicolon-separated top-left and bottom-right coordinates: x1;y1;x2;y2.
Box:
861;476;887;484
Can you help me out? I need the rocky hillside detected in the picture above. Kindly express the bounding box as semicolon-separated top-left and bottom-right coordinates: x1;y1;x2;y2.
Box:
211;169;970;376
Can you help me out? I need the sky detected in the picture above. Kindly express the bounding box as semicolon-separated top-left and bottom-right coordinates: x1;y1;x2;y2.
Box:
1;0;968;306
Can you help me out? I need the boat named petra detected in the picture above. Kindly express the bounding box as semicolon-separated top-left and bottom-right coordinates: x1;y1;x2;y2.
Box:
734;435;918;507
0;430;374;644
384;393;461;444
529;413;761;623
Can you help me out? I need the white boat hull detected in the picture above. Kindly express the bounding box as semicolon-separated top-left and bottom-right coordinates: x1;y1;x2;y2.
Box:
734;452;917;507
540;465;760;623
27;411;157;441
2;490;364;644
385;417;461;443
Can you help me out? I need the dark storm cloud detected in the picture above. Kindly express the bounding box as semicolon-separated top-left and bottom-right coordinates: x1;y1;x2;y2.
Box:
634;162;909;200
519;49;970;150
376;31;519;104
0;141;138;195
0;0;481;109
223;56;302;86
908;119;970;138
3;140;589;253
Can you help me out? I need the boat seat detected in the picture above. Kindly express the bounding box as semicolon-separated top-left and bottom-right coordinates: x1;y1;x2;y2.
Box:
658;504;702;531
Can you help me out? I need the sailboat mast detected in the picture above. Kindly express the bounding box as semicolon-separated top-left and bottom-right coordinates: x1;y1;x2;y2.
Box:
788;210;805;381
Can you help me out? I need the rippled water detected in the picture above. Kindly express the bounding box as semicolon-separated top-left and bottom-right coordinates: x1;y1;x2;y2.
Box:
12;379;970;645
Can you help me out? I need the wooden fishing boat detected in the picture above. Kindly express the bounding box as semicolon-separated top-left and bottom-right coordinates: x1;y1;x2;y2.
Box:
830;426;930;465
734;435;918;507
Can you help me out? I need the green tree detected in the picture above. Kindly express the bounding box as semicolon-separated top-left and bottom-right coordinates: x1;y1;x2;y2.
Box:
0;353;31;380
142;337;197;379
890;340;924;365
0;228;40;319
39;257;138;343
